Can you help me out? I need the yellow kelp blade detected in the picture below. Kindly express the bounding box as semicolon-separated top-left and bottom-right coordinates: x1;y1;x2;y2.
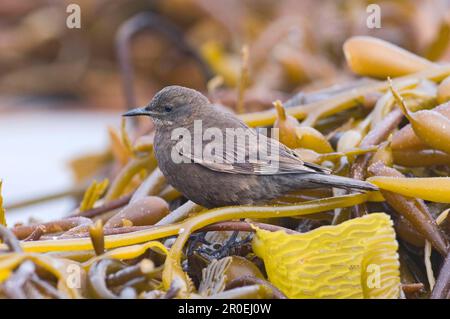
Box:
368;176;450;203
108;126;131;166
252;213;400;299
0;253;83;298
79;179;109;212
343;36;434;78
0;180;6;226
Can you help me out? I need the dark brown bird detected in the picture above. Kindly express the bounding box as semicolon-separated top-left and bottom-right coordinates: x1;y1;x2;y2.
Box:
123;86;377;208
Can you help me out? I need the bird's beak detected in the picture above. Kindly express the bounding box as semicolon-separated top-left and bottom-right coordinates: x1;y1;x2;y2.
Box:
122;107;160;117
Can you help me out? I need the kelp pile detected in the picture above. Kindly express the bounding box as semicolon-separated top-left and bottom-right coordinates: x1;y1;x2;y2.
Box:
2;0;450;109
1;1;450;299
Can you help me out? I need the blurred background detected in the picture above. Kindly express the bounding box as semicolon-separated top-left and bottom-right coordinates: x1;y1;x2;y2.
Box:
1;0;449;223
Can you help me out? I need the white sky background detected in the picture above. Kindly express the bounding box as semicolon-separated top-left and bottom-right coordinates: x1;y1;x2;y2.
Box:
0;110;119;225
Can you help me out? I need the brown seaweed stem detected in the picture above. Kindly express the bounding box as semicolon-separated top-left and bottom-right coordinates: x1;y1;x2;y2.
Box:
73;194;132;219
116;11;214;112
106;259;155;287
226;275;287;299
431;252;450;299
12;217;92;240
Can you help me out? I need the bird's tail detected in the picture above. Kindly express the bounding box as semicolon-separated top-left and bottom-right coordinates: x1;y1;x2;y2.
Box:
301;173;378;191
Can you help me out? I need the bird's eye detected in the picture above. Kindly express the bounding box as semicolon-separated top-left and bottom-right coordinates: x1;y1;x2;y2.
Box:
165;106;173;112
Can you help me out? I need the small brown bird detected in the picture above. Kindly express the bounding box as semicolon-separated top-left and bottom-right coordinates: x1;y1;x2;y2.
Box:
123;86;377;208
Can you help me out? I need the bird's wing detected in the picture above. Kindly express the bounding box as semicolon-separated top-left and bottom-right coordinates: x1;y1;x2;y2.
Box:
173;129;331;175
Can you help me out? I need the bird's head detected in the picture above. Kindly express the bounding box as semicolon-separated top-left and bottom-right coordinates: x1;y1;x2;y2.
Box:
122;85;209;126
